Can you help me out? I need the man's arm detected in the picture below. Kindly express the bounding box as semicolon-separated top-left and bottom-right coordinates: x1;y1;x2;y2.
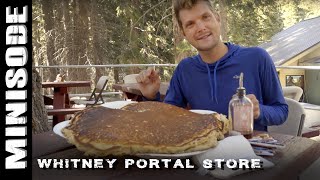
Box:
162;65;188;108
256;103;288;126
256;49;288;126
138;65;187;108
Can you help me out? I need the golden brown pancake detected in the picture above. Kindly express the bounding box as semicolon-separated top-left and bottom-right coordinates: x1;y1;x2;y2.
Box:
122;102;230;134
62;102;230;156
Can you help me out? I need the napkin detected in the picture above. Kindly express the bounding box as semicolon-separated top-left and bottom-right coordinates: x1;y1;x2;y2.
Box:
192;135;274;179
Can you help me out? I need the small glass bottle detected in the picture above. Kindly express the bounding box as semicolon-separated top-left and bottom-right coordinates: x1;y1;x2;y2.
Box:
228;73;253;139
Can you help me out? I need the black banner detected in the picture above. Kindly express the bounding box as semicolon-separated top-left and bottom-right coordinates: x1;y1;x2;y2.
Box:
0;0;32;178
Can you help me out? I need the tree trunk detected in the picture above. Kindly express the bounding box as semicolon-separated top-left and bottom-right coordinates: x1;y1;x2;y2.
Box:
42;0;58;81
172;1;188;64
54;0;65;65
63;0;74;66
32;69;50;134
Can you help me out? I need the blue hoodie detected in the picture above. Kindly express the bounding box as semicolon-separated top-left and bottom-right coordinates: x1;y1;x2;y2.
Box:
159;43;288;131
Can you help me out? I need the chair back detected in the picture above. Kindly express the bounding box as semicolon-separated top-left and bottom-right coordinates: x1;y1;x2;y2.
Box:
87;76;108;106
268;97;305;136
282;86;303;101
96;76;109;91
123;74;139;83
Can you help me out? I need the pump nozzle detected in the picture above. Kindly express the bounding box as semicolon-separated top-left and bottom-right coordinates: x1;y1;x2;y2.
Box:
237;72;245;97
239;72;244;88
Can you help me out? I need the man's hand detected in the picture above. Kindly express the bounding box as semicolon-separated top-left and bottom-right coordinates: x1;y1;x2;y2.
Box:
247;94;260;120
136;67;161;99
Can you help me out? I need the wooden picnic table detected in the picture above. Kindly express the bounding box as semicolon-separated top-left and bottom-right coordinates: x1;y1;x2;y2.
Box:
32;130;320;180
42;81;91;126
112;82;169;101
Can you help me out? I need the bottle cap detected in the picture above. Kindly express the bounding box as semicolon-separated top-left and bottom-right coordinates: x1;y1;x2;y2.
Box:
237;72;246;97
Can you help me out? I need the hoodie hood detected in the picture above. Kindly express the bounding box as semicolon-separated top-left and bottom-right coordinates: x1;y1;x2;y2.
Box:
192;43;240;103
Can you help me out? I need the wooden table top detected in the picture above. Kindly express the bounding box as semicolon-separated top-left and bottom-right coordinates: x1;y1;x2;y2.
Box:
32;130;320;180
42;81;91;88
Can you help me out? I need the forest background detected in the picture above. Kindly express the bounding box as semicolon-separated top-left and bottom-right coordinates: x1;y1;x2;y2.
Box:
32;0;320;93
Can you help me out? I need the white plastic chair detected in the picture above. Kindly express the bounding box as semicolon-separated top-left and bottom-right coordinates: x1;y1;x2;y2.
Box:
282;86;303;101
268;97;305;136
75;76;109;107
123;74;139;83
121;74;139;100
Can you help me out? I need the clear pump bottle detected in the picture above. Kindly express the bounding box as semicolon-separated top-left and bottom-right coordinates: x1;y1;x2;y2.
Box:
228;73;253;139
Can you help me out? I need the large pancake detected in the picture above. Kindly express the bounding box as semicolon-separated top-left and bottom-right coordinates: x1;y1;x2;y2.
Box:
122;101;230;134
62;102;230;156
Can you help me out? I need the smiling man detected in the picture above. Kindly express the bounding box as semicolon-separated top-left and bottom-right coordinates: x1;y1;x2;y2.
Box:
136;0;288;132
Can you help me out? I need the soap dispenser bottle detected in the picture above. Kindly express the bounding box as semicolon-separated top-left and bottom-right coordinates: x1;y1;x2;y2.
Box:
228;73;253;138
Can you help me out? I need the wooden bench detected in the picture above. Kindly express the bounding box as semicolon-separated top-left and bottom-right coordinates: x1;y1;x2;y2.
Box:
44;95;76;107
47;108;85;127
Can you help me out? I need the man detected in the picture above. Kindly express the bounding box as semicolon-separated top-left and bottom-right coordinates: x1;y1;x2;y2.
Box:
136;0;288;131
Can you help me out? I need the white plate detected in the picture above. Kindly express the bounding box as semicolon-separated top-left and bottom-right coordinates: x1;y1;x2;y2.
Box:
137;149;208;159
53;120;71;138
190;109;216;114
100;100;137;109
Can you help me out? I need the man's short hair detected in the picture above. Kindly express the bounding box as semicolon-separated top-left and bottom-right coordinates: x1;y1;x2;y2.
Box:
173;0;216;30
